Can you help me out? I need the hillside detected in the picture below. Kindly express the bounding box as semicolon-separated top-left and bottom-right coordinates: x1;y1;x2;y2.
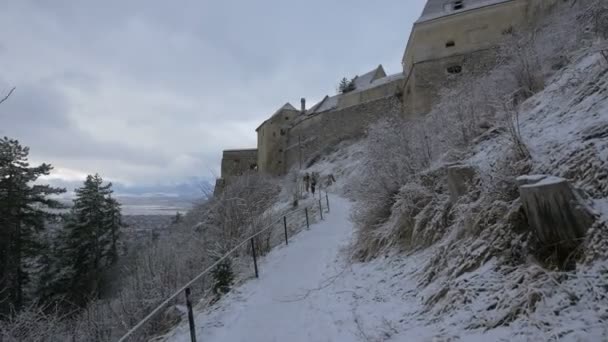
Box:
162;39;608;341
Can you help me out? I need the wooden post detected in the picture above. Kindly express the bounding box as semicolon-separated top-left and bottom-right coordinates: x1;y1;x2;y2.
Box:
250;238;259;278
283;216;288;245
185;287;197;342
305;208;310;229
326;192;330;213
319;200;323;220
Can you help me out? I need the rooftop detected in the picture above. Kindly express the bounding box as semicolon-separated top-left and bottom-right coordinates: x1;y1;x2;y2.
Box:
417;0;513;23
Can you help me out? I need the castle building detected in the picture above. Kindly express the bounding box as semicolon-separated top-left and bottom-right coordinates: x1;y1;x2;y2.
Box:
215;0;561;192
256;103;301;176
401;0;560;116
257;65;404;176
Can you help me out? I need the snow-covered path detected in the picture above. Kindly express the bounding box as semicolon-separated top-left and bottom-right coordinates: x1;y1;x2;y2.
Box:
166;195;361;342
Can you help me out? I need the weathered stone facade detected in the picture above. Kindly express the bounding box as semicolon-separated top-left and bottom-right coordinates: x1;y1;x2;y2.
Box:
401;0;561;116
285;96;403;170
221;149;258;178
256;104;300;176
214;0;562;187
255;66;404;176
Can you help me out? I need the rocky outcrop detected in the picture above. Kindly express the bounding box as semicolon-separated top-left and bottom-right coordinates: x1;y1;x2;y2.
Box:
447;164;476;202
517;175;595;264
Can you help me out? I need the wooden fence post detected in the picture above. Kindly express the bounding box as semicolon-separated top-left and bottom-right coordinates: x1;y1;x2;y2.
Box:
250;238;259;278
319;200;323;220
283;216;288;245
185;287;197;342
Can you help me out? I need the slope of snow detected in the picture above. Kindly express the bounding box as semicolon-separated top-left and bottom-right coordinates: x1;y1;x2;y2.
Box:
165;195;363;342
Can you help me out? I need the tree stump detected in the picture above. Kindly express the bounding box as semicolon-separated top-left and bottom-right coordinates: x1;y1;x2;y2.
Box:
447;164;476;202
517;175;594;264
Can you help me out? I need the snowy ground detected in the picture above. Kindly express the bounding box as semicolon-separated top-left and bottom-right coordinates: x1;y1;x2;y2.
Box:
164;50;608;342
166;195;365;342
165;194;606;342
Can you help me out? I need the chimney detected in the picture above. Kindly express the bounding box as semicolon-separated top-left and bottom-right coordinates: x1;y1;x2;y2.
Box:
300;98;306;113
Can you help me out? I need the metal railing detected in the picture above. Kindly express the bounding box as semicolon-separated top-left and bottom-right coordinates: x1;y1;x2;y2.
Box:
117;192;331;342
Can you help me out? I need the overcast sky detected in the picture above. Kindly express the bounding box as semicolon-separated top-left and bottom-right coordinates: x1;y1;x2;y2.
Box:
0;0;425;194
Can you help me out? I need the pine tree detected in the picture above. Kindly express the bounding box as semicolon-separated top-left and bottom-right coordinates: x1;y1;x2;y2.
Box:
338;77;356;94
59;174;121;305
0;137;65;314
101;195;123;266
172;211;183;224
211;258;234;298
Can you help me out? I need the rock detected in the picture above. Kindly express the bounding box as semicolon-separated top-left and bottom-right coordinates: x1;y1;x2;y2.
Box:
517;175;594;259
447;164;476;202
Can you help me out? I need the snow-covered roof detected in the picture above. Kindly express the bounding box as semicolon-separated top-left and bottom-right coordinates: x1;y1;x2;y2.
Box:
417;0;513;23
351;72;404;94
305;71;403;116
256;102;299;131
352;65;386;89
308;95;340;114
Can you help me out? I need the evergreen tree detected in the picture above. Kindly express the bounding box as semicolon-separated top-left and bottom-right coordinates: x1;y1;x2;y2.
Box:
338;77;356;94
172;211;183;224
101;195;123;266
211;258;234;298
0;137;65;314
59;174;121;305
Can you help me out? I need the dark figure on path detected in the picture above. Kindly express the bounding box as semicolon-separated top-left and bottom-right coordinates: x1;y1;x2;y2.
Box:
311;174;317;195
327;174;336;186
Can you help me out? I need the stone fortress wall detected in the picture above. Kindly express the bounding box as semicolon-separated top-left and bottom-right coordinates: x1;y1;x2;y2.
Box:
258;65;404;176
214;148;258;195
401;0;562;116
256;104;301;176
285;96;402;171
214;0;561;193
220;149;258;178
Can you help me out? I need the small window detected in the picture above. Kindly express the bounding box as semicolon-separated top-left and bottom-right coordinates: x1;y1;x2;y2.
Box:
279;148;283;153
273;131;276;137
445;40;455;48
447;65;463;74
285;116;289;120
280;129;286;136
453;0;464;10
278;160;282;164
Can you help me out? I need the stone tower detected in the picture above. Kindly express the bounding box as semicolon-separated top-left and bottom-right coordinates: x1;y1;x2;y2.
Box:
401;0;559;116
256;103;300;176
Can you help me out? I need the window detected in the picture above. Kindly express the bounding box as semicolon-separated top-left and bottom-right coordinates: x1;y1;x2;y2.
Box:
285;116;289;120
280;129;286;136
445;40;455;48
279;148;283;153
447;65;463;74
453;0;464;10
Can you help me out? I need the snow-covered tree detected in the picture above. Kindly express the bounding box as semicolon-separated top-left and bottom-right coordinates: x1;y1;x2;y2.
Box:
58;174;122;305
0;137;65;313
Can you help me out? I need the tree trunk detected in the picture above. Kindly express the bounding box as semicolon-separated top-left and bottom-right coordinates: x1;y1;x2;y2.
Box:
518;175;595;264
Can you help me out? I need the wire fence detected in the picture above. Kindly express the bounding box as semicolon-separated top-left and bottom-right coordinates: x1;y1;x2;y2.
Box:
117;192;331;342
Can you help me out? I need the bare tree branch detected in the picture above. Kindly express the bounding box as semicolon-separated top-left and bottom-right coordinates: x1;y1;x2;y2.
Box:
0;87;15;105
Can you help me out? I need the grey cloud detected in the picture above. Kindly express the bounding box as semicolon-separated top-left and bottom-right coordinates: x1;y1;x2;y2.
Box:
0;0;426;189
